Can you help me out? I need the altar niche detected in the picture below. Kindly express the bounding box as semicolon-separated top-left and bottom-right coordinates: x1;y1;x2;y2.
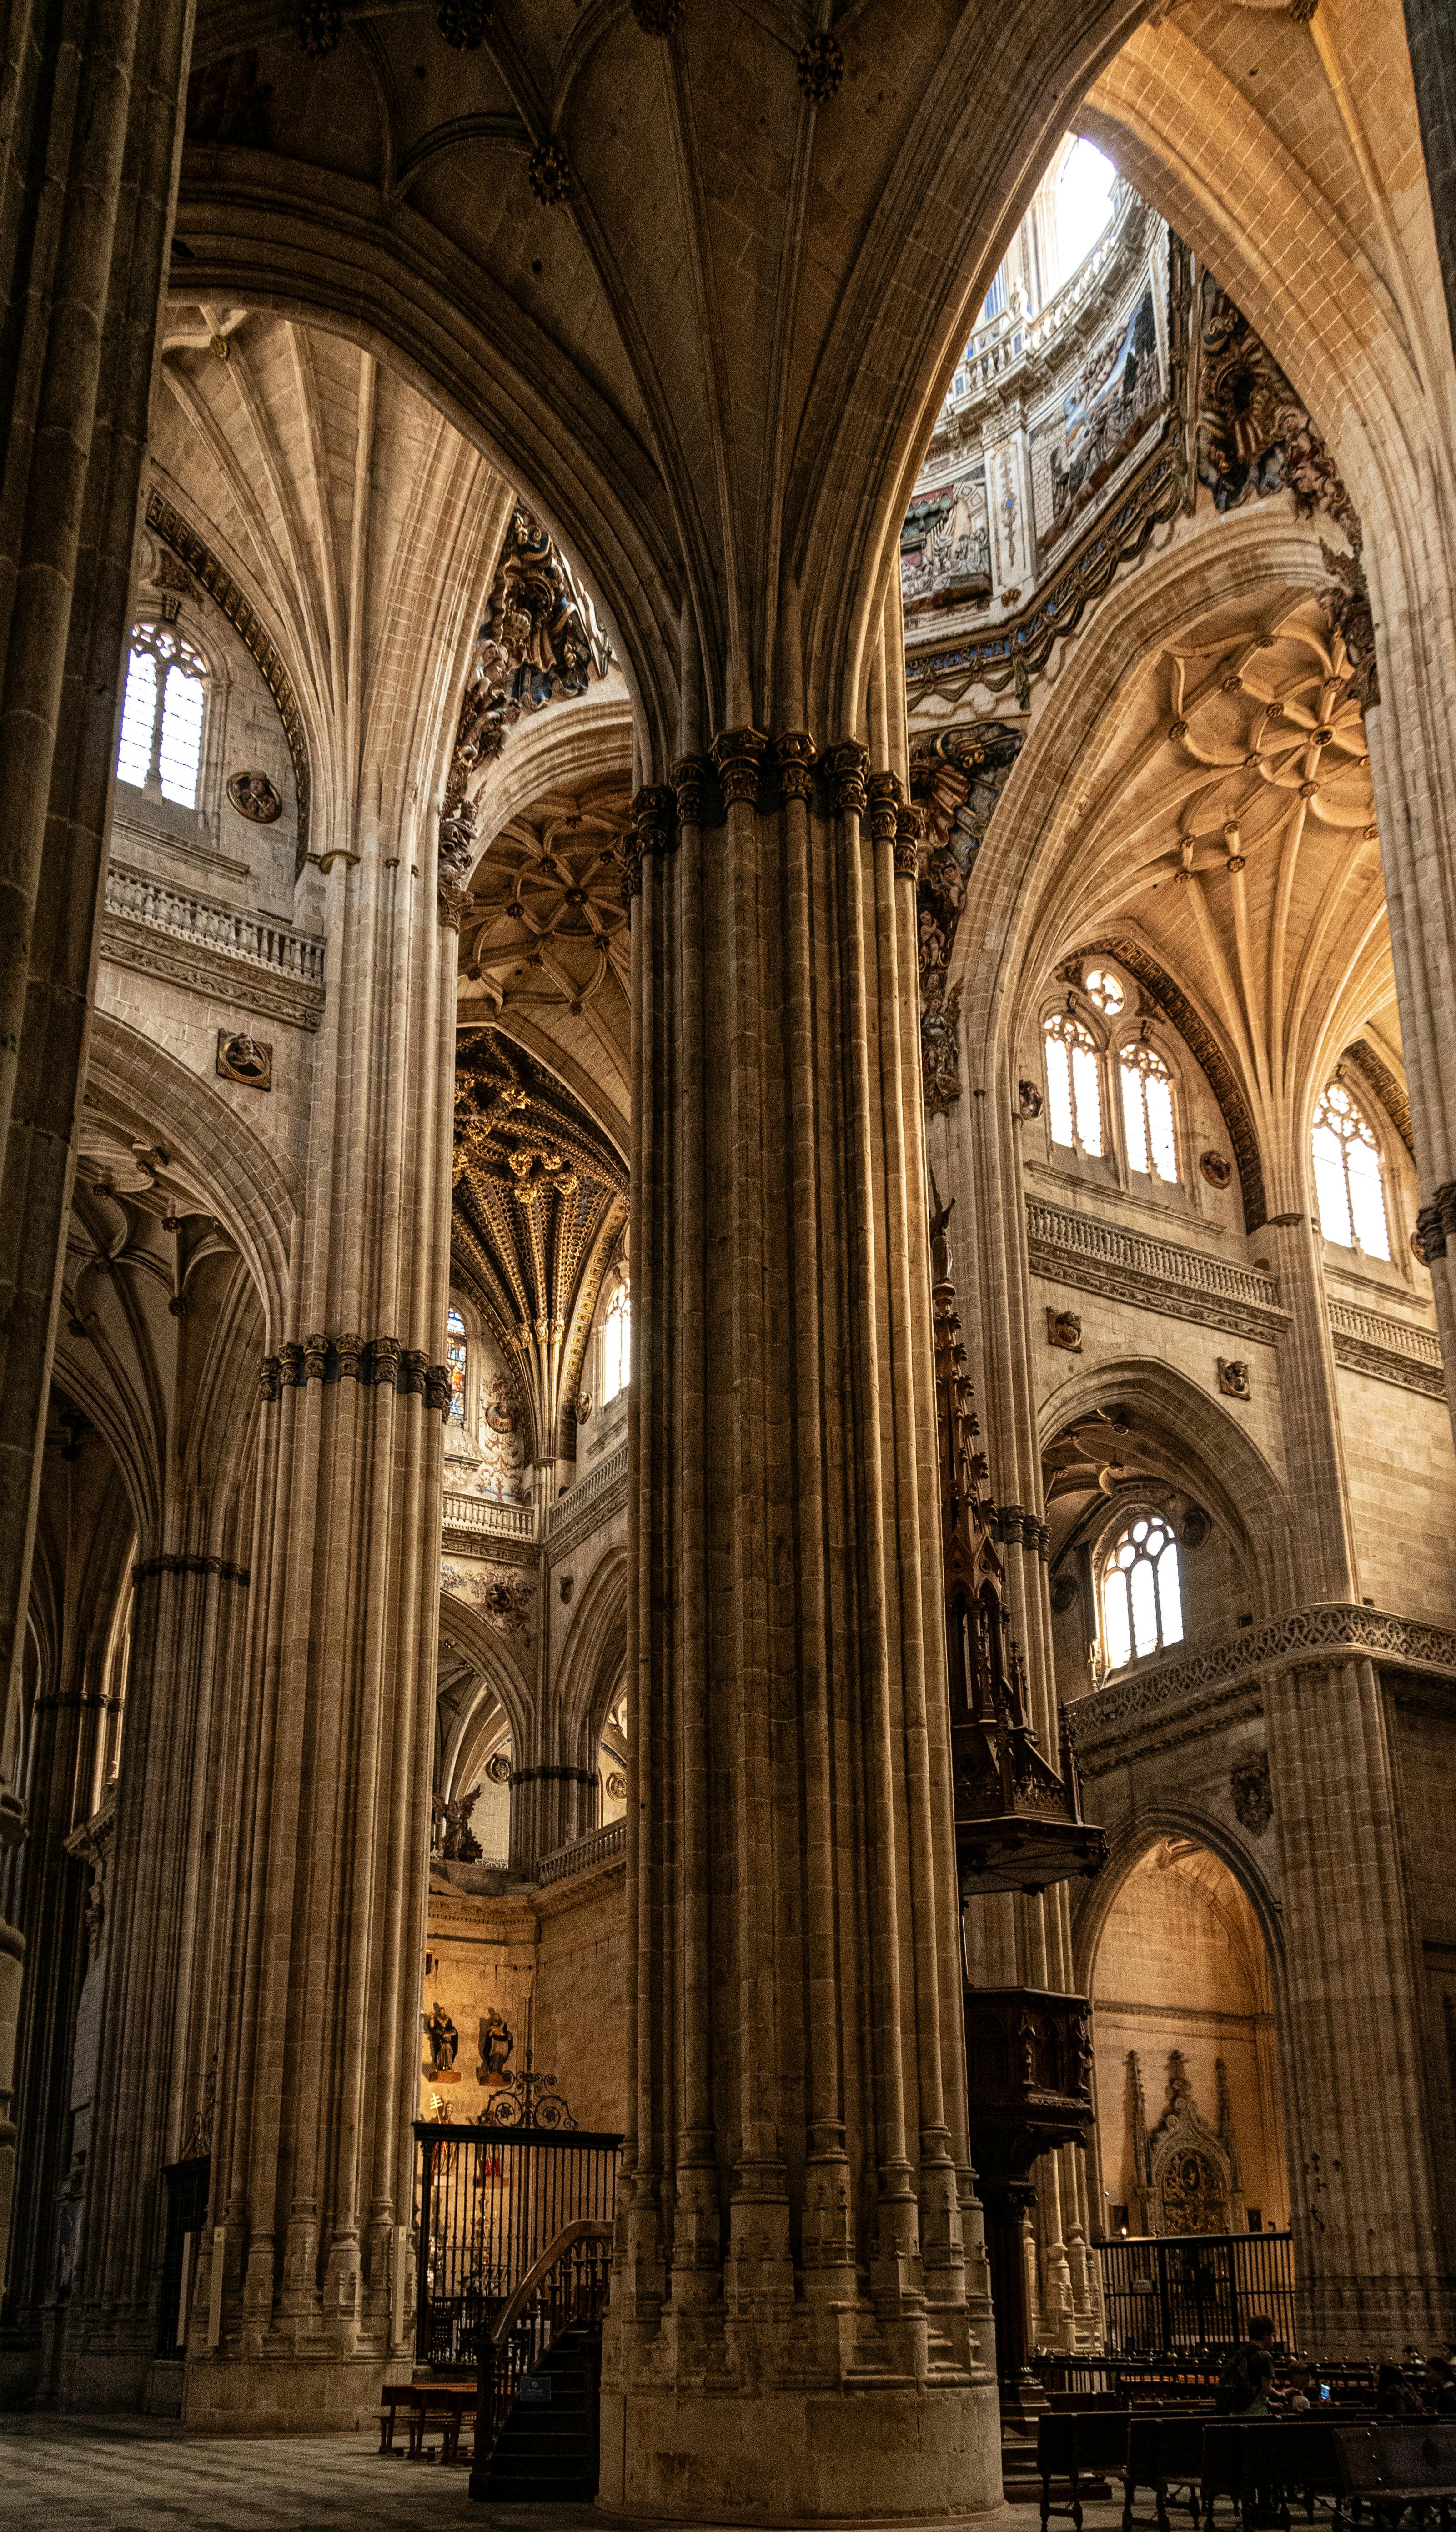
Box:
1088;1836;1289;2244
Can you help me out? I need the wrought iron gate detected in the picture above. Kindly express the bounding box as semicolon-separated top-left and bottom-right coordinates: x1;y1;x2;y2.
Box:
415;2121;621;2372
1095;2229;1297;2354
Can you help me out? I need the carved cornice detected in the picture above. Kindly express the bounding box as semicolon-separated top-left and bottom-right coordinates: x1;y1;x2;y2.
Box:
1327;1299;1444;1399
1076;936;1266;1232
132;1551;251;1585
145;488;311;868
1068;1601;1456;1772
100;914;327;1031
1341;1037;1413;1159
1025;1196;1289;1343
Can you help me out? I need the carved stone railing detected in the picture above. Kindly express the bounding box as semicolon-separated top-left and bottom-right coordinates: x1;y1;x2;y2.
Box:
1327;1297;1445;1399
442;1489;537;1544
947;184;1142;407
1025;1196;1289;1342
548;1441;628;1552
105;862;326;980
101;860;326;1029
537;1817;625;1887
1068;1601;1456;1771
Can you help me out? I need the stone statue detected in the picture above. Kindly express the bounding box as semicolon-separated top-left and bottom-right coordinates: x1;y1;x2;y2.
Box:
422;2001;459;2078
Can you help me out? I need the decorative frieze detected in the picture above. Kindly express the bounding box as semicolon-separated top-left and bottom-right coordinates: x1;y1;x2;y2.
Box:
258;1336;449;1401
1068;1601;1456;1773
1328;1299;1445;1398
1026;1196;1290;1343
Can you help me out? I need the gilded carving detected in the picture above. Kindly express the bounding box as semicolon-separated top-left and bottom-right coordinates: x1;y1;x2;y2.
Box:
910;722;1023;1113
796;32;844;101
528;143;572;205
226;770;282;824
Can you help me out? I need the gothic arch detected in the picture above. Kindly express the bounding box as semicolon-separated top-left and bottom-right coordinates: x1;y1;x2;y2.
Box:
437;1590;536;1763
1037;1355;1297;1614
84;1010;297;1338
1072;1804;1289;2001
554;1544;628;1785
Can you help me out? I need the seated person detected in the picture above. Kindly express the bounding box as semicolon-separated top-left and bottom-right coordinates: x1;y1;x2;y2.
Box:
1279;2363;1316;2413
1423;2357;1456;2416
1376;2361;1426;2416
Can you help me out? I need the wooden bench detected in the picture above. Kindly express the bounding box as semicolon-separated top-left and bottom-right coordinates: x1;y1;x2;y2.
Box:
1203;2417;1366;2532
1123;2411;1218;2532
1038;2410;1137;2532
1334;2421;1456;2526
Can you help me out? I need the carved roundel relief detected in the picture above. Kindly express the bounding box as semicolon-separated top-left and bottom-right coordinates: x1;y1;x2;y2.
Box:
1200;1150;1233;1189
227;769;283;824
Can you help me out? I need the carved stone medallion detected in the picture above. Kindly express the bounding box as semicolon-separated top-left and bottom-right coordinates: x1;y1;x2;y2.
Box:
1217;1357;1250;1399
216;1029;272;1090
227;769;283;824
1046;1309;1083;1353
1231;1751;1273;1836
1200;1149;1233;1188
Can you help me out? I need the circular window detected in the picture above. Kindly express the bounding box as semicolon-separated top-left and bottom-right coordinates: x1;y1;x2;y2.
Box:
1084;966;1125;1015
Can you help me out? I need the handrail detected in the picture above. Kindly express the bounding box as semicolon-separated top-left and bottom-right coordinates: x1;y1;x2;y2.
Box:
490;2218;613;2347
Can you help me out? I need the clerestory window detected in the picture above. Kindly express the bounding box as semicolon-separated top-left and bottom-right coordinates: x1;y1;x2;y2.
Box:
1044;1013;1104;1155
116;624;209;809
1120;1041;1178;1182
602;1282;630;1404
1101;1513;1184;1668
1311;1081;1390;1261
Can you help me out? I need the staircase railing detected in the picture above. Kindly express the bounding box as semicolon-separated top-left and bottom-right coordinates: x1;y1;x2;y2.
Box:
475;2217;613;2467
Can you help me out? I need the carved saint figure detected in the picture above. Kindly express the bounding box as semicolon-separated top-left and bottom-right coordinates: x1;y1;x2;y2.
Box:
423;2000;460;2077
216;1029;272;1090
478;2006;514;2086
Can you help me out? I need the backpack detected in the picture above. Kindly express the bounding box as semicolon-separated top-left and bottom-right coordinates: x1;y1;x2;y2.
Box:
1215;2347;1257;2414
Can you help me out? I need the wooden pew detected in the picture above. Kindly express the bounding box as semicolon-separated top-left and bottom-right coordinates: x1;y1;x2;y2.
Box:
1334;2421;1456;2526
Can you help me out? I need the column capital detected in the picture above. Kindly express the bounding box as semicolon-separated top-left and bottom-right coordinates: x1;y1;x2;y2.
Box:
708;726;769;806
823;737;870;815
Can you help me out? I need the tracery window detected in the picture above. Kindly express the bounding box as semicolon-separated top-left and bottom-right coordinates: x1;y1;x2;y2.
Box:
446;1306;467;1425
1120;1042;1178;1182
1044;1013;1104;1155
1101;1513;1184;1668
1083;966;1125;1017
116;624;209;808
602;1281;630;1404
1311;1081;1390;1261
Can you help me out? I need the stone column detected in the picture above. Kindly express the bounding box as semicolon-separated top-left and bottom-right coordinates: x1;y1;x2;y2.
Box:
1265;1653;1453;2346
62;1546;254;2408
186;851;458;2432
0;0;192;2289
0;1425;129;2403
600;731;999;2522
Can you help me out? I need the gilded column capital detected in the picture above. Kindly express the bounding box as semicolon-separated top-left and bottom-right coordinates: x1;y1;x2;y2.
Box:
335;1330;365;1380
401;1348;429;1396
823;738;870;816
772;730;817;802
669;754;711;826
894;803;924;879
709;727;769;808
1413;1180;1456;1261
302;1332;329;1382
423;1362;453;1417
437;880;472;929
277;1341;306;1388
258;1354;282;1402
614;829;643;905
865;769;902;844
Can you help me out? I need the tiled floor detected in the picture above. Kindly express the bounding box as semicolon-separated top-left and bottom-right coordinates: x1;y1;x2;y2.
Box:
0;2415;1074;2532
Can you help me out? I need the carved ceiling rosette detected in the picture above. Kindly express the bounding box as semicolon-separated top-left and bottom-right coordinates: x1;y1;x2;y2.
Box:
452;1030;627;1464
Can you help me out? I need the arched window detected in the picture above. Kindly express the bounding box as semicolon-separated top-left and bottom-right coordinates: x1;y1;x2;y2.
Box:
1120;1041;1178;1181
1101;1513;1184;1668
1044;1013;1104;1155
446;1305;467;1424
602;1281;630;1404
1311;1081;1390;1260
116;624;208;808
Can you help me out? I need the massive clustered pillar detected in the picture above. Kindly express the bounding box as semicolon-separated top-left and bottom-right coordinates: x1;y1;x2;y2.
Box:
601;717;999;2521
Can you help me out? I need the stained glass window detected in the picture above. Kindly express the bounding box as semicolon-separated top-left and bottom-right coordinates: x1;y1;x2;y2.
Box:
1044;1013;1104;1155
1121;1042;1178;1181
1101;1514;1183;1669
1312;1081;1390;1260
115;625;209;808
446;1305;467;1424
